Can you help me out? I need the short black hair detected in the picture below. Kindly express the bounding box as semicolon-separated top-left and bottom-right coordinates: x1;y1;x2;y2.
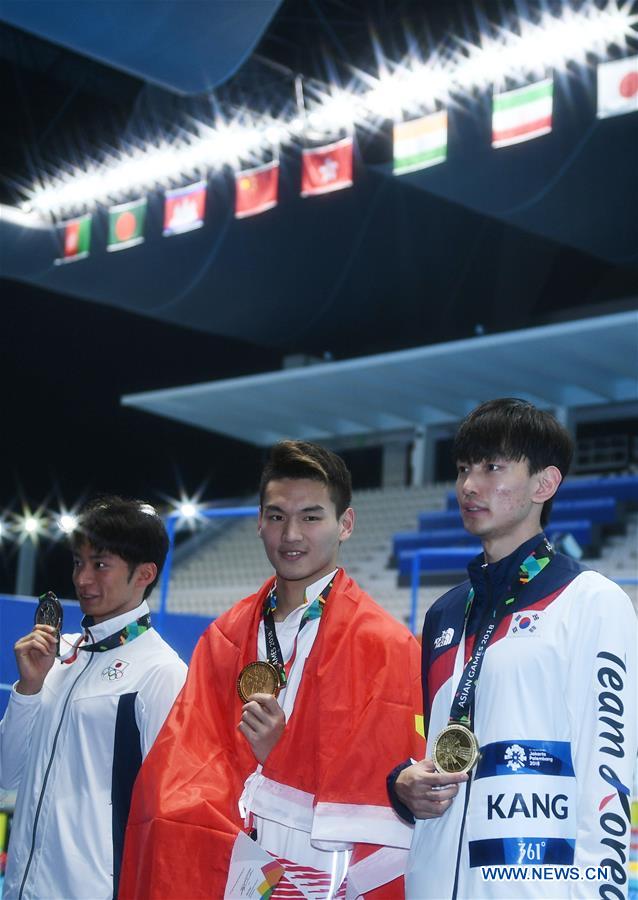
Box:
453;398;574;527
259;441;352;517
70;496;169;599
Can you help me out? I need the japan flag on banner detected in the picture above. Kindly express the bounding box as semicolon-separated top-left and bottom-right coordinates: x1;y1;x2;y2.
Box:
301;136;353;197
597;56;638;119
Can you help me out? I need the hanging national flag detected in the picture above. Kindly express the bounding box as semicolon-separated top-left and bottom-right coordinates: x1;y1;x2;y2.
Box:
235;160;279;219
393;111;447;175
163;182;206;236
55;214;91;264
597;56;638;119
301;136;353;198
492;79;553;149
107;198;147;251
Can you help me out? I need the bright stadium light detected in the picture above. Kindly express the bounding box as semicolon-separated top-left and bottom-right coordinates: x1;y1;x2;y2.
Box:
178;501;198;520
58;513;79;534
22;515;43;537
18;0;637;217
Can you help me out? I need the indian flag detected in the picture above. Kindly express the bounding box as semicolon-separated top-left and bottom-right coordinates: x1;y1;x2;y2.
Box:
492;79;553;149
393;111;447;175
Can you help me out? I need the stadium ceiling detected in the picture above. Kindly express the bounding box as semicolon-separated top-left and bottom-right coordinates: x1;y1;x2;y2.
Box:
1;0;637;358
122;311;638;447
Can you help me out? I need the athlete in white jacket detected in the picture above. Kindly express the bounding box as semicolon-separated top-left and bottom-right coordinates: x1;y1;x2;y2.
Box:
0;497;187;900
389;399;637;900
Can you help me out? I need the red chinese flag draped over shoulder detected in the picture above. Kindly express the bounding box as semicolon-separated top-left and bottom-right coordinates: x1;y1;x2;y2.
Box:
301;136;353;197
235;160;279;218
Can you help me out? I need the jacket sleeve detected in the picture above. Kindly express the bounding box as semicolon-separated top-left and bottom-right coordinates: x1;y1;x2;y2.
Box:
135;658;188;758
0;687;41;790
564;572;637;899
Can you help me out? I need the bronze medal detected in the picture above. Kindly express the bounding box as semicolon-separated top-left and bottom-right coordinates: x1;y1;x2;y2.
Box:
432;723;480;775
237;661;281;703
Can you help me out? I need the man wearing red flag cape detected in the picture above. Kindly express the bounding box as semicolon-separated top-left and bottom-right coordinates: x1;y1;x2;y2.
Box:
120;441;424;899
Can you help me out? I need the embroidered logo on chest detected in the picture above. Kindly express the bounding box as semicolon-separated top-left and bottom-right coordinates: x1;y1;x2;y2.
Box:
507;610;545;637
102;659;129;681
434;626;455;649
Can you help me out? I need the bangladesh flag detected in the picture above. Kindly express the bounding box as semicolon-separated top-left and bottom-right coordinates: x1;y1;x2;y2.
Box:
393;111;447;175
55;214;91;264
107;198;147;251
492;79;553;149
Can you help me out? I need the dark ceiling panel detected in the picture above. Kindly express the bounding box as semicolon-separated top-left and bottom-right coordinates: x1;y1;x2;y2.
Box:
0;0;282;95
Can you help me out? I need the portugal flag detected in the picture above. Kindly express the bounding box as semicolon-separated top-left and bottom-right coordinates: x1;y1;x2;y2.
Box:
301;136;353;197
107;198;147;251
55;214;91;264
234;160;279;218
597;56;638;119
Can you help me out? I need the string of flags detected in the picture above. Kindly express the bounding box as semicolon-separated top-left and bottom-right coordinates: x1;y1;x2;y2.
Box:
55;55;638;265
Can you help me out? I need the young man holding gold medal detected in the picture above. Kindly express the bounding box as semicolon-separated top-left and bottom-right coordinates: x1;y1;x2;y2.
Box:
120;441;424;899
389;399;637;899
0;497;187;900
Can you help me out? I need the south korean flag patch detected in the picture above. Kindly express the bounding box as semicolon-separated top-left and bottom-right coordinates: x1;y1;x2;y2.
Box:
102;659;130;681
508;610;544;637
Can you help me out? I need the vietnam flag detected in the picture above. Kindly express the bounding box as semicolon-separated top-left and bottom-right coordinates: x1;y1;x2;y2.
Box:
597;56;638;119
301;136;353;198
107;198;147;251
55;214;91;264
234;160;279;219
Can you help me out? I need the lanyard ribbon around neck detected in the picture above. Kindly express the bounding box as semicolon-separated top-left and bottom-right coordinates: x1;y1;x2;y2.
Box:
262;578;335;688
448;537;555;728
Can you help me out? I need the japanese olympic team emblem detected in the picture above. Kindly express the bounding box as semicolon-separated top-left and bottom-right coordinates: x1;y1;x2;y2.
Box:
102;659;129;681
504;744;527;771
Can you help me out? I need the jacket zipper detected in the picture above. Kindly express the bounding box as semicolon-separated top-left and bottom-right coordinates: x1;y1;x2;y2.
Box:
18;652;94;899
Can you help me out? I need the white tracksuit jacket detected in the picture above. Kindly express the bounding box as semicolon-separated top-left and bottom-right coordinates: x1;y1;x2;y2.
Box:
405;547;637;900
0;602;187;900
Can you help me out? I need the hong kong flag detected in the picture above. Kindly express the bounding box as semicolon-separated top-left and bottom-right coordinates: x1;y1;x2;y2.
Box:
301;136;353;198
235;160;279;218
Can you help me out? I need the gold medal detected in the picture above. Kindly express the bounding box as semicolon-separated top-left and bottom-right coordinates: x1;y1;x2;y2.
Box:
432;723;480;774
237;661;281;702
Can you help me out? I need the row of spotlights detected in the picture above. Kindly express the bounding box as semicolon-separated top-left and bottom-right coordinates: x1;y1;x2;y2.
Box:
0;501;201;542
23;2;637;217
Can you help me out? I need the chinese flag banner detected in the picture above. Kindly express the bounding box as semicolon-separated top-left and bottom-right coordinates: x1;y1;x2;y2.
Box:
235;161;279;219
301;136;353;198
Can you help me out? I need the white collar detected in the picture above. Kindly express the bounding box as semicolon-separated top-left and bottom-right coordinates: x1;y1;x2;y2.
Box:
82;600;150;643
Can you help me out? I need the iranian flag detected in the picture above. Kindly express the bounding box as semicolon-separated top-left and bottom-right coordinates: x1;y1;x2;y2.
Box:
301;136;353;197
163;182;206;236
235;160;279;218
492;79;553;149
107;198;147;251
597;56;638;119
393;111;447;175
55;214;91;264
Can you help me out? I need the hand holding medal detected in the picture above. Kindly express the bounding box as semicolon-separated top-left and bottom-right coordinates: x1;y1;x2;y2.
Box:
34;591;64;655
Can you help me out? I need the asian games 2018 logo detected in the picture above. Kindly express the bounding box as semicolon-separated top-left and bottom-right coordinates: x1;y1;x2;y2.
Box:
504;744;528;771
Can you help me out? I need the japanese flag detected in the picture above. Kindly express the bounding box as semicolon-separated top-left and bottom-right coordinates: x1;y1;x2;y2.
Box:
597;56;638;119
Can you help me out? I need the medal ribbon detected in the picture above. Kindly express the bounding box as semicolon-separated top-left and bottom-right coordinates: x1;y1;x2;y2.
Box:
80;612;151;653
262;577;335;688
448;537;554;728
